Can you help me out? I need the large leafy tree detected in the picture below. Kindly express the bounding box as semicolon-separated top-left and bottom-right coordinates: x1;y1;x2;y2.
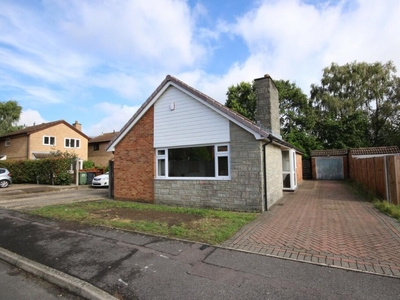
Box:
0;100;22;136
225;82;256;121
311;61;400;148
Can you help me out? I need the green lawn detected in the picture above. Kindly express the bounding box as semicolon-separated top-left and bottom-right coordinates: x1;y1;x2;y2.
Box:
29;200;259;244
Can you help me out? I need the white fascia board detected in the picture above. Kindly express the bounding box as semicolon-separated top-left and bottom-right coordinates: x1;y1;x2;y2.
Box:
170;83;265;140
106;83;174;152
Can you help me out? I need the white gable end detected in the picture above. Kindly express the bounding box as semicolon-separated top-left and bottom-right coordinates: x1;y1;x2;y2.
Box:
154;86;230;148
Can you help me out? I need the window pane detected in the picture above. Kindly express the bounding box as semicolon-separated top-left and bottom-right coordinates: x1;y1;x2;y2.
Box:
282;151;290;172
217;145;228;152
169;146;215;177
65;139;70;147
76;139;80;148
50;137;55;145
158;159;165;176
283;174;291;188
158;150;165;155
71;139;75;147
94;144;99;151
218;156;228;176
44;136;49;144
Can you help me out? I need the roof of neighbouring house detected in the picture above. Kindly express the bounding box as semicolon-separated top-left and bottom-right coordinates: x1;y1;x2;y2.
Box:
107;75;302;153
0;120;90;140
311;149;349;157
89;131;119;144
349;146;400;156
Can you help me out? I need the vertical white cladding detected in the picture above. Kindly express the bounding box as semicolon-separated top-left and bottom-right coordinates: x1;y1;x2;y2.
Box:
154;86;230;148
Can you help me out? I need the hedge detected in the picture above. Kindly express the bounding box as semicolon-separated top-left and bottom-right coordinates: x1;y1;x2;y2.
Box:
0;157;74;185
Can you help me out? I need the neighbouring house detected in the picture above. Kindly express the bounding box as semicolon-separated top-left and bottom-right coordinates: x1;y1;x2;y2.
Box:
107;74;303;212
88;131;119;167
0;120;89;166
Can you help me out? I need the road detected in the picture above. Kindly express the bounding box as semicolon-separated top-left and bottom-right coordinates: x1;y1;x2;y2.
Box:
0;208;399;300
0;186;108;210
0;259;83;300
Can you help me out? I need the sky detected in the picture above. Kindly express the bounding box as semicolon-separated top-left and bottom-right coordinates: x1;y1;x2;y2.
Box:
1;0;399;137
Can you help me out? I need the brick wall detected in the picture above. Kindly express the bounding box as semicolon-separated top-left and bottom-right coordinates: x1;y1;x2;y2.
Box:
0;135;28;160
114;106;154;202
154;122;264;211
88;141;114;167
265;144;283;208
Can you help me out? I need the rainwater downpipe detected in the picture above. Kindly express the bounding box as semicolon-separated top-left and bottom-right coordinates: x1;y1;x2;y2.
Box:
263;136;274;211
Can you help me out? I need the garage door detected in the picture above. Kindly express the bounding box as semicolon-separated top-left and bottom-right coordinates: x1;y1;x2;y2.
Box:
315;157;344;180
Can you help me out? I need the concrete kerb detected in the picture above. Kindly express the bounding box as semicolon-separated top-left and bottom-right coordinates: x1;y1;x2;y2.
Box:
0;246;117;300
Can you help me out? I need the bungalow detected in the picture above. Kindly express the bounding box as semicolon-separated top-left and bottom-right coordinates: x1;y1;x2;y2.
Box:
107;74;302;212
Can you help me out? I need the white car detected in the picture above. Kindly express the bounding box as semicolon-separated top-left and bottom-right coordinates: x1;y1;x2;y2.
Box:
92;172;109;187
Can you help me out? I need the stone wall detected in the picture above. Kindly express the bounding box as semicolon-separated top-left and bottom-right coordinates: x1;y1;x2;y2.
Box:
154;122;264;211
265;144;283;208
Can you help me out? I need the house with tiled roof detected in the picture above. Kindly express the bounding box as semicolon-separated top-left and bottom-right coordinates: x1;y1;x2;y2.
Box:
0;120;89;163
88;131;119;167
107;74;303;212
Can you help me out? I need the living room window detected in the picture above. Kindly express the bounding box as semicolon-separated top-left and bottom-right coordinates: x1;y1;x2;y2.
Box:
156;144;230;179
43;136;56;146
65;138;80;148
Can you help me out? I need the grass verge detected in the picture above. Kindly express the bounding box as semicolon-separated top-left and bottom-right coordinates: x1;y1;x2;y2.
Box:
28;200;259;245
373;200;400;222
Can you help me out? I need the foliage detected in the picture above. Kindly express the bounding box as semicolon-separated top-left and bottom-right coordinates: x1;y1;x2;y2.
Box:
83;160;95;169
373;200;400;222
29;200;259;244
225;82;256;121
0;100;22;135
0;151;76;185
311;61;400;148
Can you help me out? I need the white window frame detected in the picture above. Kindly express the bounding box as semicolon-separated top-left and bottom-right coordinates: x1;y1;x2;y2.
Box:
5;138;10;147
156;144;230;180
64;138;81;149
43;136;56;146
282;149;297;190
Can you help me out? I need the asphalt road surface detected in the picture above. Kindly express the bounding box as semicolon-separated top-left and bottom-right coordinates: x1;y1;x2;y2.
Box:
0;259;83;300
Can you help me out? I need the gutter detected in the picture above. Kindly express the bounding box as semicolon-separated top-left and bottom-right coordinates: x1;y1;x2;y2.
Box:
262;135;274;211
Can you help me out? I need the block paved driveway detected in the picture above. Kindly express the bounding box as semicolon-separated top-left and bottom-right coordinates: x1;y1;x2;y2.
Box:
222;180;400;278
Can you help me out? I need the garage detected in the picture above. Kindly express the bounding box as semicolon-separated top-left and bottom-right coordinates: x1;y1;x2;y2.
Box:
311;149;348;180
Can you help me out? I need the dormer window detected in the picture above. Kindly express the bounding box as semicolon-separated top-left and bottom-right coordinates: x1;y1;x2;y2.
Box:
43;136;56;146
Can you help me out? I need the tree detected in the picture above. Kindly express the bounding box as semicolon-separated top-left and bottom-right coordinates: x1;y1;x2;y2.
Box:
0;100;22;136
310;61;400;148
225;82;256;121
225;79;319;157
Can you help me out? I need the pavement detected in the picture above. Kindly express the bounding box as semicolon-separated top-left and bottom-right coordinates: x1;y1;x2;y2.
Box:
222;180;400;277
0;180;399;299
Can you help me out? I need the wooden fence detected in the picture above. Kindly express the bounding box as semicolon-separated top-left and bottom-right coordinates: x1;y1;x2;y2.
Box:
349;155;400;205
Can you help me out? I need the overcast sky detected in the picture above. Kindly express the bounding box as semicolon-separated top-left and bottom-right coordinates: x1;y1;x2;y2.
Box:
1;0;399;136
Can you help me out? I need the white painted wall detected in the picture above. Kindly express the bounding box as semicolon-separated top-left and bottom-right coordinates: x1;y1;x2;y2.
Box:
154;86;230;148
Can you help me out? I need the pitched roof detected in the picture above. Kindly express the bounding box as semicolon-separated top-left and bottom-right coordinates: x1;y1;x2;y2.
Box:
311;149;348;157
350;146;400;156
0;120;90;140
107;75;301;152
89;132;119;144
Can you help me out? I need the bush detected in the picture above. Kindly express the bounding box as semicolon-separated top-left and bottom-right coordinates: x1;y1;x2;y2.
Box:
0;155;75;185
83;160;95;169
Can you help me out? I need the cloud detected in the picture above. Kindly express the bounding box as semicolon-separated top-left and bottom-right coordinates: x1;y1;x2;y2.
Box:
85;102;140;137
18;109;47;127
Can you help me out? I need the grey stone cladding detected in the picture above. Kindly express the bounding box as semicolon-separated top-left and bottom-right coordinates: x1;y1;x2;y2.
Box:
154;122;264;211
265;144;283;208
254;75;281;138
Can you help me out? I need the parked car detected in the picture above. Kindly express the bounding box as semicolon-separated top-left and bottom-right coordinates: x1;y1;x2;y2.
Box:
0;168;12;188
92;172;109;187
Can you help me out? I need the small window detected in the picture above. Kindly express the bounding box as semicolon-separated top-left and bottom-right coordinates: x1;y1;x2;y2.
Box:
65;138;81;149
93;144;100;151
43;136;55;146
156;149;166;177
5;138;10;147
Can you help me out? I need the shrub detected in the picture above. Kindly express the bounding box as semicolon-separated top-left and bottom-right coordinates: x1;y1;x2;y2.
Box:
83;160;95;169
